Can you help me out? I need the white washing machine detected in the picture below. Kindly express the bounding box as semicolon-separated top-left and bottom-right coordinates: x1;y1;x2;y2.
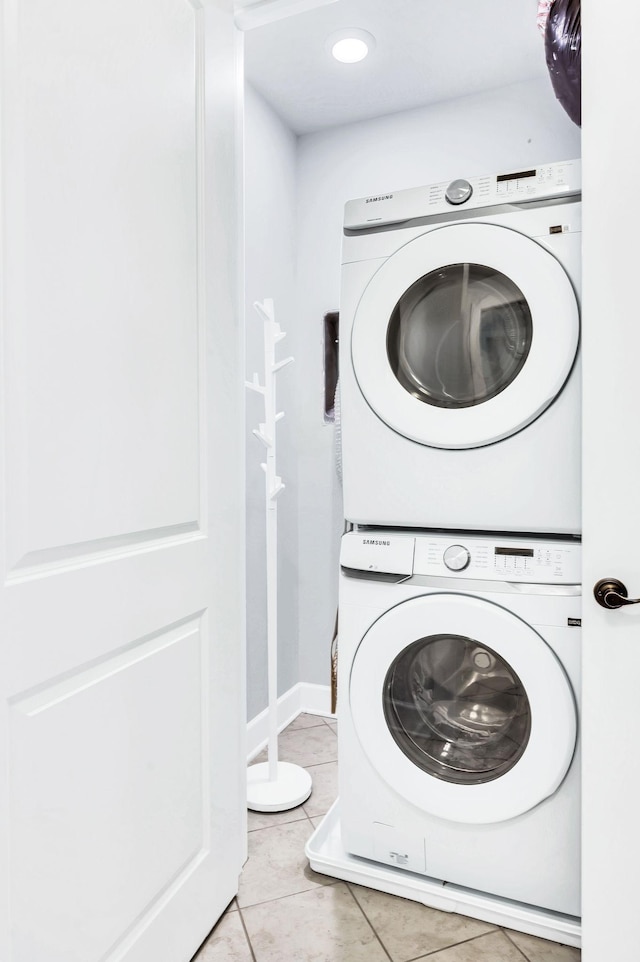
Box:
338;529;581;918
339;160;581;534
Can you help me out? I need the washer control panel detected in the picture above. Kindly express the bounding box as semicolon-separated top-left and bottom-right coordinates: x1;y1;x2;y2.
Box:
414;535;581;583
341;531;581;584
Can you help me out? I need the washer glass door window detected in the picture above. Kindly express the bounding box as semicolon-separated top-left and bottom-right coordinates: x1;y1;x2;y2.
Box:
384;633;531;785
350;593;577;824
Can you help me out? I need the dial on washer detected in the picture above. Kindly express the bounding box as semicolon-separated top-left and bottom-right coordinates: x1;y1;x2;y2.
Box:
443;544;471;571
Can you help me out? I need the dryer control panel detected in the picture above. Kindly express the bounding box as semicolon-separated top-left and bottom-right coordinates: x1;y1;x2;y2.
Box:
344;159;581;230
341;531;581;584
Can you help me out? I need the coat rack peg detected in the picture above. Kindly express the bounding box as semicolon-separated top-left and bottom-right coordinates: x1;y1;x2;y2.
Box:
270;478;285;501
245;373;265;395
253;299;274;324
273;356;294;373
247;296;311;813
252;426;272;449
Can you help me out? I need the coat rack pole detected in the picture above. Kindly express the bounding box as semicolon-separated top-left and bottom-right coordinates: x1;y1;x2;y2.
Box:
264;313;279;783
246;298;312;812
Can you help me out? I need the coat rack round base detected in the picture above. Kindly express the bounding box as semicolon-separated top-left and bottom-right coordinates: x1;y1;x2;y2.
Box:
247;761;313;812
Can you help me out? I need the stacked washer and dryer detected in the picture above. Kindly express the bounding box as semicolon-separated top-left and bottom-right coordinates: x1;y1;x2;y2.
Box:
307;160;582;942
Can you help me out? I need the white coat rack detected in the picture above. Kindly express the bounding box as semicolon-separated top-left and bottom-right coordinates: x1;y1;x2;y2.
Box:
246;298;312;812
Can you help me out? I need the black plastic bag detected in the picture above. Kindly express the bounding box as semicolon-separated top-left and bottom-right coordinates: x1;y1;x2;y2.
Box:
545;0;581;127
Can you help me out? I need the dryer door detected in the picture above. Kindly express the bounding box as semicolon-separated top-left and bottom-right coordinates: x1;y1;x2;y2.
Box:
349;592;577;824
351;222;579;449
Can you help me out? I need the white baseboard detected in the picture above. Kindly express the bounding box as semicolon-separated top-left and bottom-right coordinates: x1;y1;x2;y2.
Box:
298;682;333;717
247;682;334;761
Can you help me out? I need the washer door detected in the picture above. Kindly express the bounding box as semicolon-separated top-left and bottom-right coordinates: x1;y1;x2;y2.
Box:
351;223;579;449
349;593;577;824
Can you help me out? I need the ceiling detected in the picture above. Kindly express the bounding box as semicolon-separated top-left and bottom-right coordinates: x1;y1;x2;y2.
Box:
243;0;548;135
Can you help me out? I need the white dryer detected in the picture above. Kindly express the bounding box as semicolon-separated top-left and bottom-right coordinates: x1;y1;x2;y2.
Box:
339;160;581;534
338;529;581;918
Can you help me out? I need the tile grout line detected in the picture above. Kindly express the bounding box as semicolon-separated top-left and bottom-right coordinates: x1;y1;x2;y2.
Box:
239;804;340;911
403;928;511;961
303;808;316;826
236;904;259;962
283;722;337;734
345;881;507;962
500;927;536;962
287;722;336;730
238;878;341;914
256;756;338;768
344;881;395;962
247;813;310;832
246;799;334;834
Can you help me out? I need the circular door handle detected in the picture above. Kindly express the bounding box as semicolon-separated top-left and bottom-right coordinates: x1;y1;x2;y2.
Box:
593;578;640;609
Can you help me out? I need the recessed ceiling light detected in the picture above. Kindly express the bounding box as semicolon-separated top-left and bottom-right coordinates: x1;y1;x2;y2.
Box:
332;37;368;63
326;29;376;64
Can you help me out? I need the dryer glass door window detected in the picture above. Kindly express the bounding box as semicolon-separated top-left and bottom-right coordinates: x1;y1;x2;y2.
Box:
383;633;531;785
387;265;532;409
351;222;580;448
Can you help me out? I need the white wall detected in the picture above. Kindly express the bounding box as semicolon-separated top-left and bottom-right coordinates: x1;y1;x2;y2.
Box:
244;84;299;720
294;77;582;688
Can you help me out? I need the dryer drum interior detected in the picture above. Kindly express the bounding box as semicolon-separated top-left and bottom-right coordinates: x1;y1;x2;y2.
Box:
386;264;533;409
383;634;532;785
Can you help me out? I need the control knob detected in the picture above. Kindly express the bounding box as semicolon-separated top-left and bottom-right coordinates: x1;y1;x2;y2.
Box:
445;178;473;205
443;545;471;572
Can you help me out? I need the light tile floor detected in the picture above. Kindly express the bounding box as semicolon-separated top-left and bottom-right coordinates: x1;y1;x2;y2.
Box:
193;714;581;962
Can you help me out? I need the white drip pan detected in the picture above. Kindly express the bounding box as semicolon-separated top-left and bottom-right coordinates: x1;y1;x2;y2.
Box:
305;800;581;949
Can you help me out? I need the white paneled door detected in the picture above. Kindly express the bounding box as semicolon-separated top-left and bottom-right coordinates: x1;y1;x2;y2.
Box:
257;2;640;957
0;1;244;960
582;3;640;960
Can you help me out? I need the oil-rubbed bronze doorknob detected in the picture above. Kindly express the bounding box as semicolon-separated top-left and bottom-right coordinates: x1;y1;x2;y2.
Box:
593;578;640;609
